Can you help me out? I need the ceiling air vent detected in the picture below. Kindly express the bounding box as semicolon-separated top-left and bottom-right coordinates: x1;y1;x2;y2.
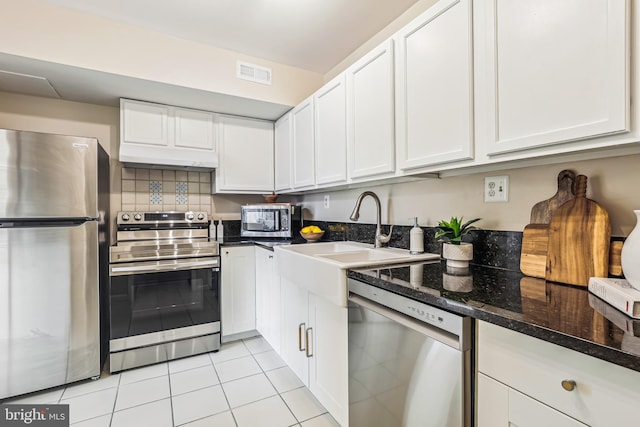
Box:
237;61;272;85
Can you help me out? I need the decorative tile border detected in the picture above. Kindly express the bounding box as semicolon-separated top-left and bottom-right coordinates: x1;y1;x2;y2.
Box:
150;180;162;205
176;181;188;205
120;167;212;212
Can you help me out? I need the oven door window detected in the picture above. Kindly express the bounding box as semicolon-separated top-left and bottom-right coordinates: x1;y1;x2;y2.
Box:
110;267;220;339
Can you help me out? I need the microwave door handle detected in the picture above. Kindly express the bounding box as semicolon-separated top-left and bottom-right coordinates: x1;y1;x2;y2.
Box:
275;211;280;230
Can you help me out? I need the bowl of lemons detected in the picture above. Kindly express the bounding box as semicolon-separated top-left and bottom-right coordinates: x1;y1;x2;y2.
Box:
300;225;324;243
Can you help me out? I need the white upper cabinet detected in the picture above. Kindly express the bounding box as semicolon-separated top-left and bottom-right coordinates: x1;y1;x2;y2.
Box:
346;39;396;180
314;75;347;186
274;112;293;193
395;0;474;170
214;115;274;193
174;107;215;151
477;0;630;156
120;99;218;168
121;100;170;147
291;97;316;189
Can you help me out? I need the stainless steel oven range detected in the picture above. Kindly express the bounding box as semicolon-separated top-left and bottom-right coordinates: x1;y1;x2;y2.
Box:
108;211;220;373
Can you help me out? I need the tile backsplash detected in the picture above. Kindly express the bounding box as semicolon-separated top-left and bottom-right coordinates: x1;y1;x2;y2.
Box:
121;167;211;213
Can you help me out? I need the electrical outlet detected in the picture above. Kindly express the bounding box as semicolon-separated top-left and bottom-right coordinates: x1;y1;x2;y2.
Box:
323;195;330;209
484;176;509;202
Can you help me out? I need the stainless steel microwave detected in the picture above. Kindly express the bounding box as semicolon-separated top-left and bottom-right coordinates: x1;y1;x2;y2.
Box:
241;204;302;238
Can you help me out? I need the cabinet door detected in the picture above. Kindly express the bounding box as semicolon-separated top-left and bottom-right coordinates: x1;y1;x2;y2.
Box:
508;388;587;427
477;373;586;427
478;0;629;155
347;39;395;179
314;75;347;186
308;294;348;427
255;248;281;353
291;97;315;189
121;99;170;147
174;107;215;151
221;246;256;338
274;113;293;193
396;0;473;170
279;278;309;386
215;116;274;193
477;373;508;426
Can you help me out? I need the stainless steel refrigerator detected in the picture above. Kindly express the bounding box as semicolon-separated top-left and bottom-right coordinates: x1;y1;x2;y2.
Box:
0;129;110;399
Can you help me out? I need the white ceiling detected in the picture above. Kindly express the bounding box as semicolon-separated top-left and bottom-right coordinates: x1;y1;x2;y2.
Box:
1;0;421;119
44;0;420;74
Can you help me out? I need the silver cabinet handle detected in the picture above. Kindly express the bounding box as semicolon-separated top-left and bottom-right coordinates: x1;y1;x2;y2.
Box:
561;380;576;392
298;323;306;351
305;327;313;358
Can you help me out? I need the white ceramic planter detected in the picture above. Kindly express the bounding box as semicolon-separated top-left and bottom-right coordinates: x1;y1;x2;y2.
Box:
622;210;640;290
442;242;473;269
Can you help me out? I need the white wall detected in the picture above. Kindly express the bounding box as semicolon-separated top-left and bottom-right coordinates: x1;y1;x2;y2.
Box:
301;156;640;237
324;0;439;82
1;0;323;107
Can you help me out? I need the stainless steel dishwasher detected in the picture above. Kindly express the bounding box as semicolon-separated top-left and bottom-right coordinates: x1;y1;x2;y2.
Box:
348;278;472;427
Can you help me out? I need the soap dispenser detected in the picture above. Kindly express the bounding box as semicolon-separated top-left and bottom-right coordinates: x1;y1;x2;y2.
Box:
410;217;424;255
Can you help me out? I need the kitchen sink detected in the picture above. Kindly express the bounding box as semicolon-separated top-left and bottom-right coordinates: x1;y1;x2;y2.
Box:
274;241;440;306
281;241;370;255
317;247;411;264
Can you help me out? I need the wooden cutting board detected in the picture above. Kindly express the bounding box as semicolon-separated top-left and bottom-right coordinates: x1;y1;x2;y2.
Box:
546;175;611;286
530;169;576;224
609;240;623;276
520;224;550;278
520;170;576;278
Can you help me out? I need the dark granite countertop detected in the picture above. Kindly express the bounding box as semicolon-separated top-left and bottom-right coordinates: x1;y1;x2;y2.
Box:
348;261;640;373
220;237;306;250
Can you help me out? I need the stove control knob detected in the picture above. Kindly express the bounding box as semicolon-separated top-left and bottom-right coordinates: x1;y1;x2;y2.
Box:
186;213;195;221
197;213;205;221
134;213;142;221
121;213;130;221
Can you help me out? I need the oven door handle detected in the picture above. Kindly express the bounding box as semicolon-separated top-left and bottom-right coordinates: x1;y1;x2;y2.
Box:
110;258;220;276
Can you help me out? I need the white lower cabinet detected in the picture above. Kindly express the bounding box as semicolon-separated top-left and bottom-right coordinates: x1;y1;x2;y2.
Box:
477;373;586;427
307;293;348;426
476;321;640;426
255;247;281;353
220;246;256;340
280;278;310;384
280;277;349;426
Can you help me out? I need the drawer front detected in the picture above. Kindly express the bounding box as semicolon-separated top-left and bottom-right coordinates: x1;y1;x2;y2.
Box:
508;388;586;427
477;321;640;426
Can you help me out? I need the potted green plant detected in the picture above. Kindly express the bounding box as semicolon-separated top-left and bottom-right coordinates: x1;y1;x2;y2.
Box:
435;216;481;268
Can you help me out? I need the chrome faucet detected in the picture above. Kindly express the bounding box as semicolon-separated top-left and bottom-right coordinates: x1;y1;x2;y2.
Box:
349;191;393;248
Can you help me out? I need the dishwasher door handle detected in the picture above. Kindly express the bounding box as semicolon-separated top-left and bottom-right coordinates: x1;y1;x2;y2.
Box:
349;293;461;350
